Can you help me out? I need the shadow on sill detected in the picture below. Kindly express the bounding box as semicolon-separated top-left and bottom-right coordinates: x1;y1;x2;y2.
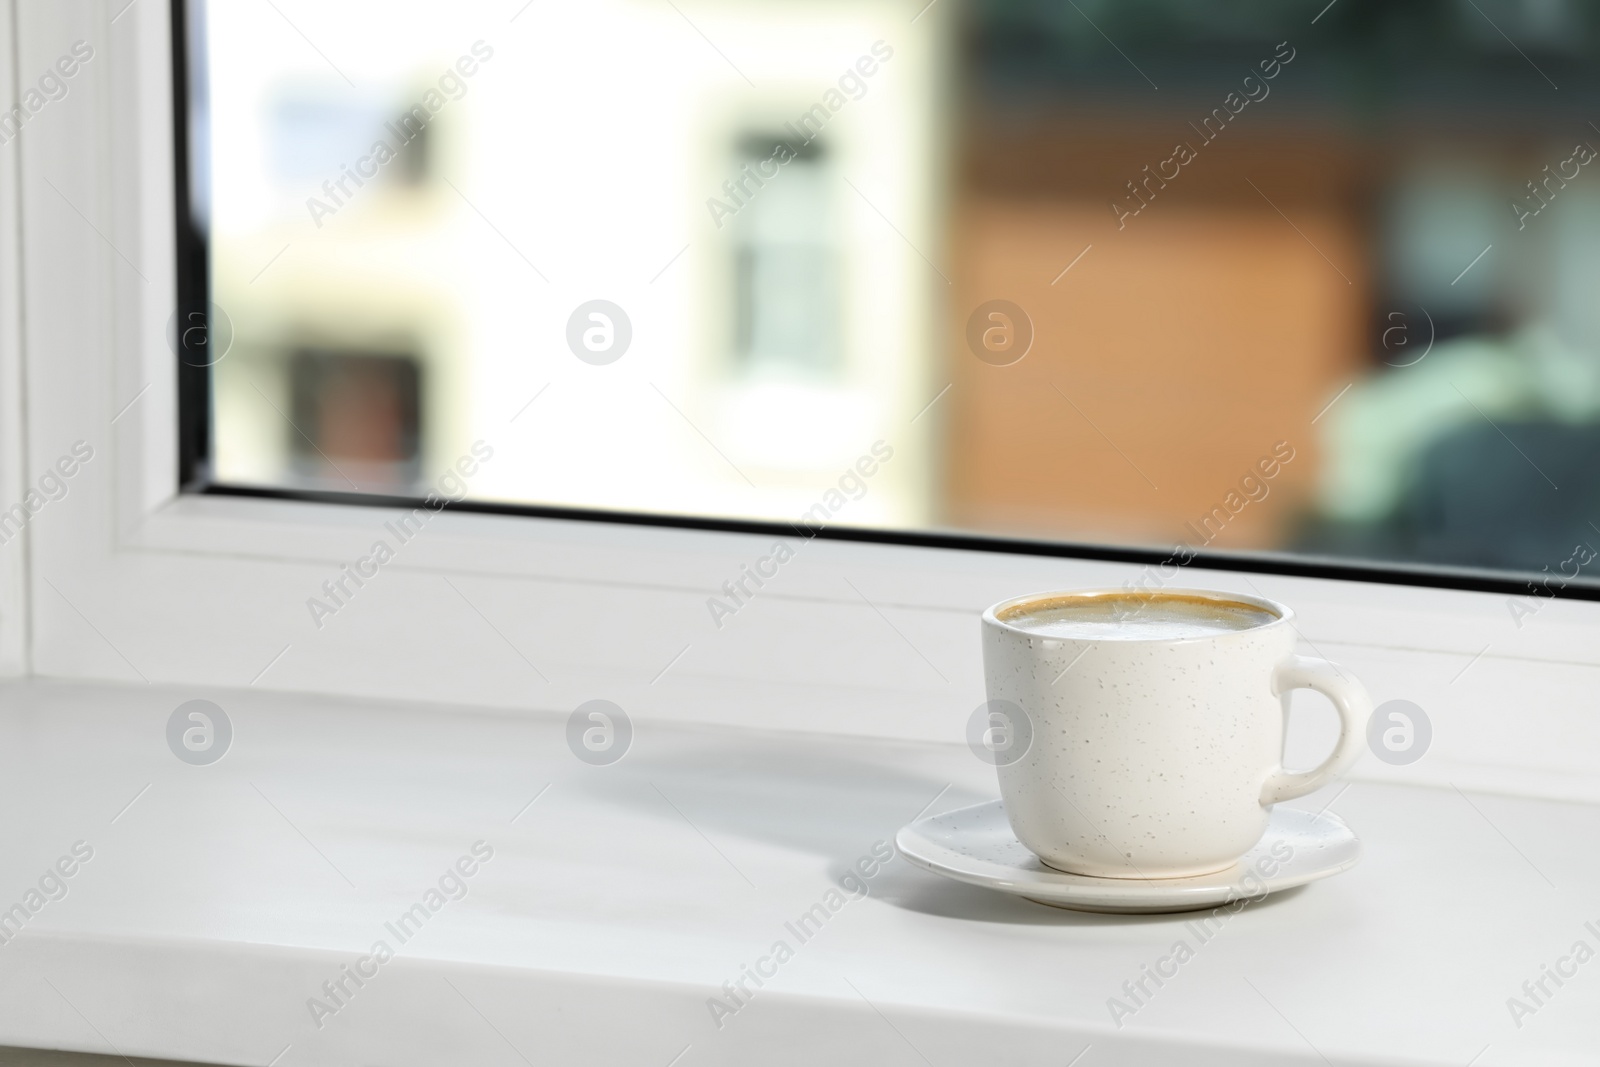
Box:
0;1049;226;1067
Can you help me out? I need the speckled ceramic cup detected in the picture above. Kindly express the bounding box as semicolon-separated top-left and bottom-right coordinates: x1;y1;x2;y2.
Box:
981;588;1370;879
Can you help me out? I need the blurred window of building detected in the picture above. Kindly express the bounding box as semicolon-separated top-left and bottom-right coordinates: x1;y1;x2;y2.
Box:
731;135;839;380
289;349;423;492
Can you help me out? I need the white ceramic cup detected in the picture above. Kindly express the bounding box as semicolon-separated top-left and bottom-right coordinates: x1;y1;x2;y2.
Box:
980;588;1371;879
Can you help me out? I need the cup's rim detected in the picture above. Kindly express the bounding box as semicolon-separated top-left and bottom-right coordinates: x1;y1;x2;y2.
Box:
982;587;1294;643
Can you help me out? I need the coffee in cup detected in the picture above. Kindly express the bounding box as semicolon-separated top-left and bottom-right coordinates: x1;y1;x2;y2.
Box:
980;588;1370;879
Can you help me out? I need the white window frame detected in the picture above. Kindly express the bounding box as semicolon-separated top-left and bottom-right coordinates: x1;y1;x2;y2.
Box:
3;0;1598;801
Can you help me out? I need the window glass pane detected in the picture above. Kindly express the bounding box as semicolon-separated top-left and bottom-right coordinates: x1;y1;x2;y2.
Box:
200;0;1600;579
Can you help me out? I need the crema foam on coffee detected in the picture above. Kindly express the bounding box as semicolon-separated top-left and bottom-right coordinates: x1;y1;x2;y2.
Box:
999;593;1277;641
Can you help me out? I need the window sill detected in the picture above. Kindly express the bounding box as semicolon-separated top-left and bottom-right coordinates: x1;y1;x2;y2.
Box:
0;679;1592;1066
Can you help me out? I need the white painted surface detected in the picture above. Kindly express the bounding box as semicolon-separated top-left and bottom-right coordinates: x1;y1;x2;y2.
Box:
0;679;1595;1066
0;0;28;679
0;0;1586;815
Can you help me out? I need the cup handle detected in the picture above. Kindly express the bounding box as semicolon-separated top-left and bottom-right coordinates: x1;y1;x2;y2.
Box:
1260;655;1372;806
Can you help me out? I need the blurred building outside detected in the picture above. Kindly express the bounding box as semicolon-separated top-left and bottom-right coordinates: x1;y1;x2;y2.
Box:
205;0;1600;579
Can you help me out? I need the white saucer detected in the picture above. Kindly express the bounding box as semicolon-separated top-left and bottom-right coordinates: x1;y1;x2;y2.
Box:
895;800;1360;914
